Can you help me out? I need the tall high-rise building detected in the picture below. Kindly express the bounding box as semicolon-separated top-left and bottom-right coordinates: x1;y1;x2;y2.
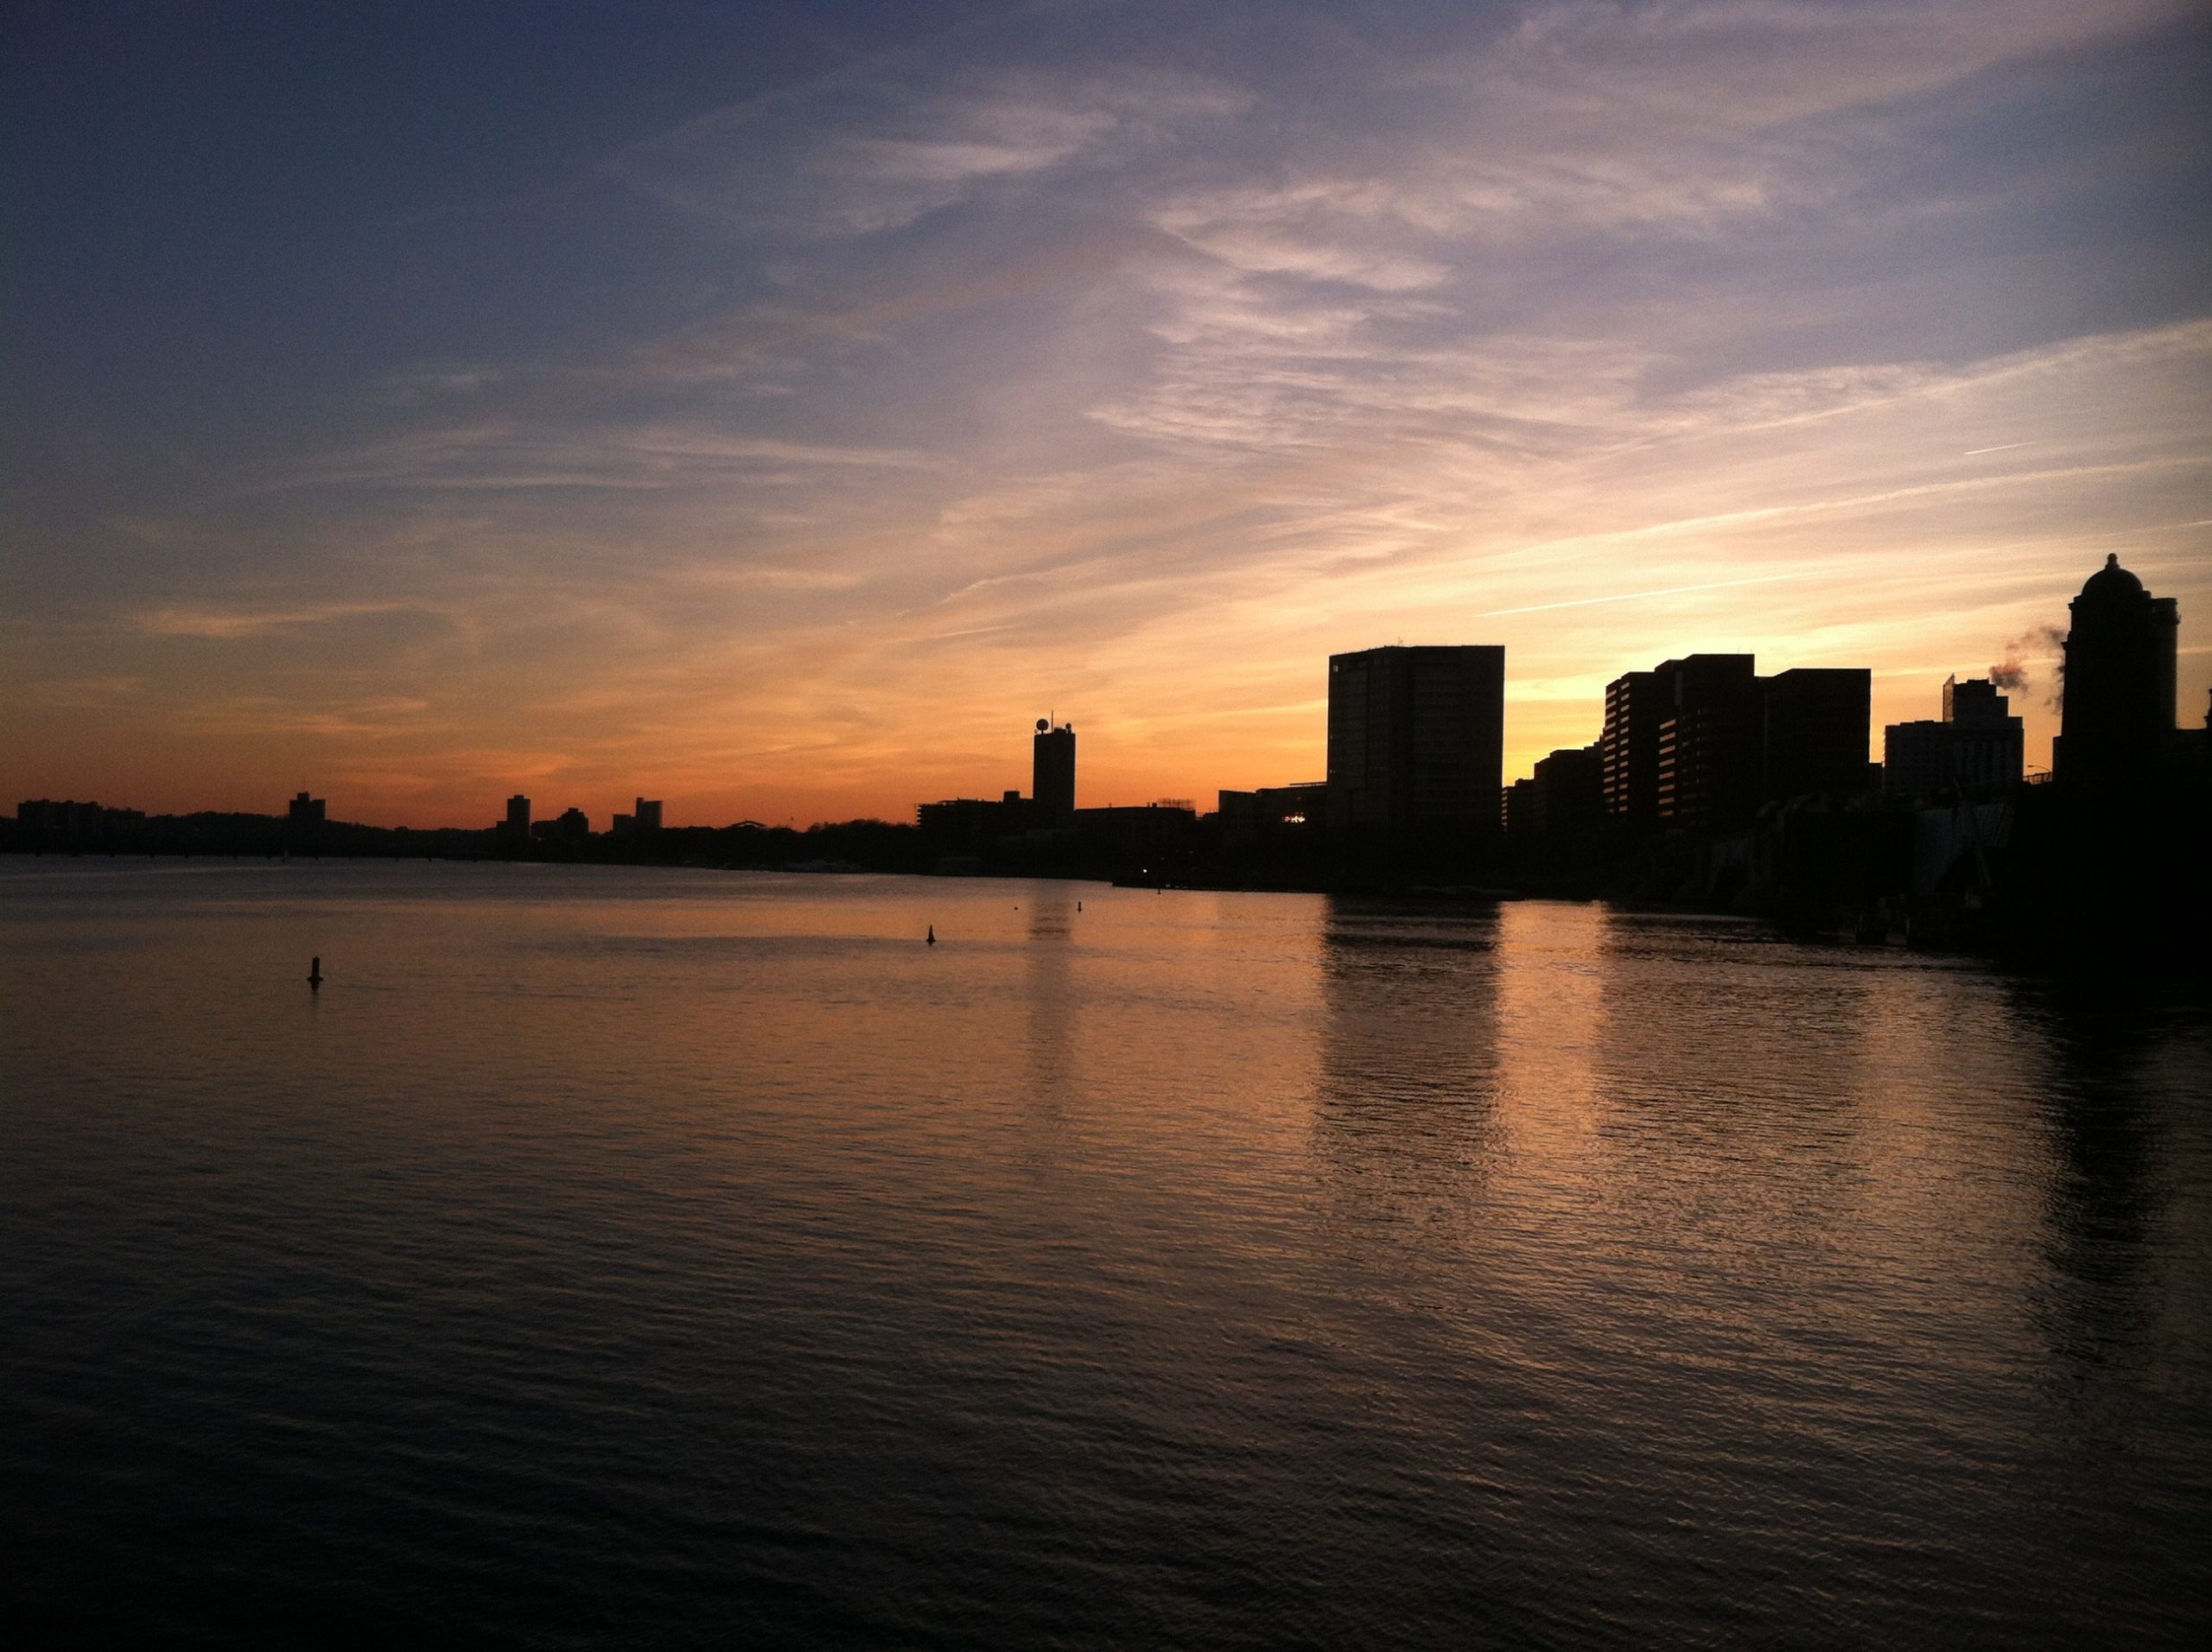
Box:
1763;668;1872;801
1655;654;1762;828
505;794;531;832
1601;670;1666;823
1325;645;1504;839
2056;555;2179;785
288;790;326;825
1884;675;2024;798
1610;656;1872;824
1033;720;1076;828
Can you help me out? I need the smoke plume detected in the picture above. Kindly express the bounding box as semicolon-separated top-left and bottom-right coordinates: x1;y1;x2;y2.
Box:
1988;626;2066;708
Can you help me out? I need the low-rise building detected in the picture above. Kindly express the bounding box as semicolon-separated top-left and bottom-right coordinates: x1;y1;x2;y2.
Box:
1885;675;2024;799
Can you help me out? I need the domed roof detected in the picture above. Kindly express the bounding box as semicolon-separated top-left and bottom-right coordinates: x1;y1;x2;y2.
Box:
2080;553;2145;600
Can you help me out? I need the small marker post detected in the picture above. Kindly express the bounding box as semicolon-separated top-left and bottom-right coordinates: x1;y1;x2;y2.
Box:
308;956;323;988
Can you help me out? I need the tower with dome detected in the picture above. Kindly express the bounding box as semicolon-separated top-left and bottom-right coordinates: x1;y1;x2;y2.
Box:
2053;555;2179;786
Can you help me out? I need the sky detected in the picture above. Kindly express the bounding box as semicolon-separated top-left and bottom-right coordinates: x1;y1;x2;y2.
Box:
4;0;2208;828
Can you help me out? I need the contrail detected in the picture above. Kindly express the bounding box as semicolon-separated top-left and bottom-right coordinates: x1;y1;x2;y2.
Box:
1475;572;1806;620
1962;442;2031;456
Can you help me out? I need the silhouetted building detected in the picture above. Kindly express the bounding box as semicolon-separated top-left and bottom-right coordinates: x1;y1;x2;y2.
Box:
918;792;1037;850
532;807;590;846
1885;675;2024;799
1535;743;1604;837
1505;745;1604;842
493;792;532;852
1943;677;2007;725
1325;645;1504;841
288;791;326;825
1219;782;1328;847
611;797;664;836
1033;721;1076;829
1763;667;1872;802
1601;670;1666;823
1608;657;1873;824
2055;555;2179;785
918;716;1074;851
1503;775;1537;841
1656;654;1763;828
1074;803;1194;867
15;799;146;839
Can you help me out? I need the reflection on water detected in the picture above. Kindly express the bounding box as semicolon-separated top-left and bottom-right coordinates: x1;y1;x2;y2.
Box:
3;862;2208;1648
2007;975;2196;1386
1313;900;1503;1242
1023;892;1077;1111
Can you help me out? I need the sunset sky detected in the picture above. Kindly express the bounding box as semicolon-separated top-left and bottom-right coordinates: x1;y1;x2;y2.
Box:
5;0;2208;828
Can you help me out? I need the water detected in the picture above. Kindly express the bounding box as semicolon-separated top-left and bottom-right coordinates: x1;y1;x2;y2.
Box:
3;861;2209;1648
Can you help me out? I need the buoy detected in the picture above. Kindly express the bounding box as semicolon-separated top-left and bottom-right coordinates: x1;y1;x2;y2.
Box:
1076;901;1082;912
925;925;937;945
308;956;323;988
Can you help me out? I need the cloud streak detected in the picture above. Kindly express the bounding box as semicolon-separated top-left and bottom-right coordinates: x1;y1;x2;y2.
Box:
609;66;1250;238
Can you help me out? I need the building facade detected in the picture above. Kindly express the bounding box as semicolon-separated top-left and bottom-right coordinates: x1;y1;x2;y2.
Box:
1600;670;1666;823
1655;654;1763;828
1763;667;1873;802
1325;645;1504;840
1605;656;1871;826
1033;721;1077;828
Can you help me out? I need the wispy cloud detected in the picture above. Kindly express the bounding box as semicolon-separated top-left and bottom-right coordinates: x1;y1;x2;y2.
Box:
136;601;448;639
1475;573;1809;619
276;422;935;494
609;67;1250;238
29;675;143;708
175;694;442;740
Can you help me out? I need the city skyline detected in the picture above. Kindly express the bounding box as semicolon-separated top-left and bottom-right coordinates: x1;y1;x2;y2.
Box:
5;1;2209;828
13;552;2194;831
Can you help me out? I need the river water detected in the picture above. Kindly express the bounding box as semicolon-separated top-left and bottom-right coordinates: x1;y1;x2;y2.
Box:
3;861;2208;1647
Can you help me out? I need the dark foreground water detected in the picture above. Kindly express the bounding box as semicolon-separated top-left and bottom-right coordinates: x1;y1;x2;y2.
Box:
3;861;2209;1648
